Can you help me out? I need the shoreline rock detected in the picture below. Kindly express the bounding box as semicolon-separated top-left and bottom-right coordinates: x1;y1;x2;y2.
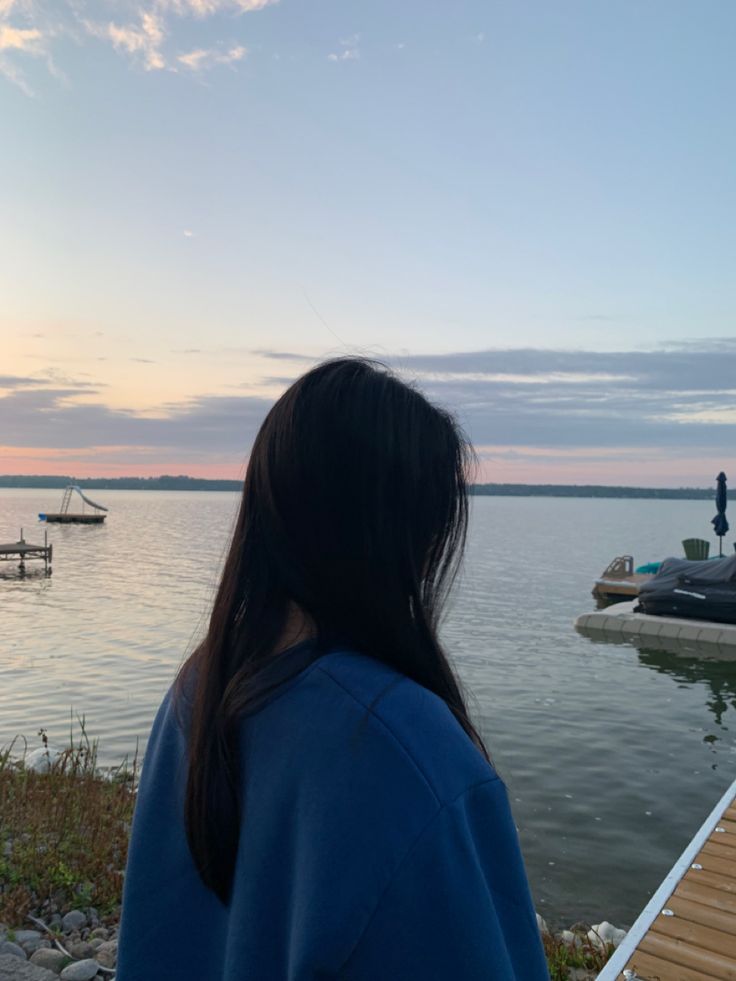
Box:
0;910;118;981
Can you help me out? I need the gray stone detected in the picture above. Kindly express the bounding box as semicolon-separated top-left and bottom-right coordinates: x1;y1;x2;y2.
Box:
67;944;94;961
87;931;107;943
0;941;27;959
0;952;59;980
30;948;67;973
59;960;100;981
16;931;44;955
60;913;86;934
93;942;116;969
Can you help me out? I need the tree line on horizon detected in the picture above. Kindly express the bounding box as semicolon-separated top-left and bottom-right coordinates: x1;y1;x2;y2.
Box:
0;474;717;499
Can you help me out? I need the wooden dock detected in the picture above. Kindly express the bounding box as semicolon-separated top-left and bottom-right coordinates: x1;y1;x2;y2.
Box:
0;529;52;574
593;555;655;605
597;774;736;980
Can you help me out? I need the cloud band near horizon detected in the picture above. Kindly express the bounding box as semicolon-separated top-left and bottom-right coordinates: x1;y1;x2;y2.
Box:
2;340;736;485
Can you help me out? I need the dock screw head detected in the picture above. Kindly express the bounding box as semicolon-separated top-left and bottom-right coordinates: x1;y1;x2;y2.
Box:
661;909;674;917
691;863;703;869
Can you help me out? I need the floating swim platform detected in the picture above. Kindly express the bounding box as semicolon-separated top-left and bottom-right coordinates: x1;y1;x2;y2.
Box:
597;774;736;980
40;512;105;524
576;601;736;653
39;484;108;524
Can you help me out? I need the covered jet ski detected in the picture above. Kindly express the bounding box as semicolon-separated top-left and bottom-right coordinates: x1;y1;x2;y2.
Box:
635;554;736;624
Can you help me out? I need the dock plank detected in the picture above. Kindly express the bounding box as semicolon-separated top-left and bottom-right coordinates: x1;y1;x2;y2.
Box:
701;842;736;866
597;777;736;980
649;914;736;959
676;879;736;915
626;946;724;981
690;870;736;895
636;931;736;979
665;896;736;938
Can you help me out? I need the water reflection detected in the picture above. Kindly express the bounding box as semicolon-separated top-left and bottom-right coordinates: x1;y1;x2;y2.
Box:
636;644;736;730
579;628;736;743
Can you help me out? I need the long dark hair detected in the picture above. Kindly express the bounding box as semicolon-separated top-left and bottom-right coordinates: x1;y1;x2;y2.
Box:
173;356;488;904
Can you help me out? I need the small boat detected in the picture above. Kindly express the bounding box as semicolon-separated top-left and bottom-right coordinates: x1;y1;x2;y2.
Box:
39;485;108;524
592;554;657;606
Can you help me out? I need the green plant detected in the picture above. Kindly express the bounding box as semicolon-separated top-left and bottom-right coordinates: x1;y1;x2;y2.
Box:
0;717;138;924
76;882;94;906
543;929;615;980
49;861;76;891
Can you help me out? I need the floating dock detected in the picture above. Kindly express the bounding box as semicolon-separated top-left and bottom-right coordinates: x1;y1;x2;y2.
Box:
597;774;736;980
576;602;736;652
39;484;107;524
0;529;52;574
41;512;105;524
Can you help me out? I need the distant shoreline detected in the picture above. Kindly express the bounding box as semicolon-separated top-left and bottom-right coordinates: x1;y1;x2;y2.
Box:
0;475;717;500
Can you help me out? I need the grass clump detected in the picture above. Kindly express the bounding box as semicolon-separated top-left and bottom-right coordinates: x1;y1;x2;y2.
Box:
0;715;138;925
543;927;616;980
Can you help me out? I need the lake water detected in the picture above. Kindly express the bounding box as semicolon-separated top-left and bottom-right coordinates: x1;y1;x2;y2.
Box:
2;488;735;929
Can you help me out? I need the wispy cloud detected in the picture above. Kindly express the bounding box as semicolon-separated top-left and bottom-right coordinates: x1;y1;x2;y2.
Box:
157;0;277;13
328;33;359;62
0;23;41;51
178;44;245;70
84;11;166;71
0;0;276;91
83;0;275;72
0;10;45;96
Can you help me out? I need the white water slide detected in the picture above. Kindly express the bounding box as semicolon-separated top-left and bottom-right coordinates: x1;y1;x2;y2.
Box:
61;485;109;513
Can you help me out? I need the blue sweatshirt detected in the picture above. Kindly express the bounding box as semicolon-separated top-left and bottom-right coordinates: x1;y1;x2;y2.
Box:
117;645;548;980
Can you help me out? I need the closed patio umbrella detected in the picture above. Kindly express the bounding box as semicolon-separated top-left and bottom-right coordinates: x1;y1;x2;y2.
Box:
711;471;729;557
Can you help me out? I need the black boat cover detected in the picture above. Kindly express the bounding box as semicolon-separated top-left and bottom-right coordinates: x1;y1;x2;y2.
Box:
636;555;736;623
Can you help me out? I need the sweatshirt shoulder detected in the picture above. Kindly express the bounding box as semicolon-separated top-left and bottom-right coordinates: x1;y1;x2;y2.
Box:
315;651;496;806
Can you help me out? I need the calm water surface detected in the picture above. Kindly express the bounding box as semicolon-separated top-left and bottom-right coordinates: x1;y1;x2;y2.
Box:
2;488;735;928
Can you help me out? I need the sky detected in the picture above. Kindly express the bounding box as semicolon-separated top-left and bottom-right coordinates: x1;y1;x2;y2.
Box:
2;0;736;485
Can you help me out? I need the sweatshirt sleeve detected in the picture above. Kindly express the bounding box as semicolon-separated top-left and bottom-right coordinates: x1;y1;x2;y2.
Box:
340;778;549;981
